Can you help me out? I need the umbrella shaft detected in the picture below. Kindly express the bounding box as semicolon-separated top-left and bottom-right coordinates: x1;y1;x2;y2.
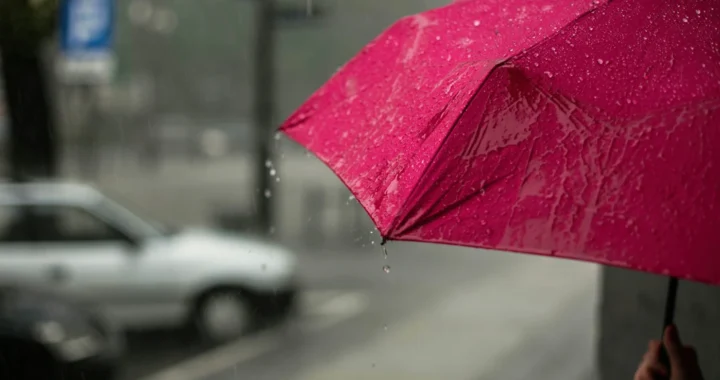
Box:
662;277;679;329
658;277;679;377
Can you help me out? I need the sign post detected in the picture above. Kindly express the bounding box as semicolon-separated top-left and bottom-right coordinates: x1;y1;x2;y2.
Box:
57;0;116;84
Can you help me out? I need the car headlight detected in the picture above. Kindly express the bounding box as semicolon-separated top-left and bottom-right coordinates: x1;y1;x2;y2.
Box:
34;320;103;362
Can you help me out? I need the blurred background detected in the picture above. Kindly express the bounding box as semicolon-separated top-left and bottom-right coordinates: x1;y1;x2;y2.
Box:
0;1;601;379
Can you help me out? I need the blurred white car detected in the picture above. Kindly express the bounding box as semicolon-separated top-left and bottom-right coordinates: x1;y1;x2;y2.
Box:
0;182;298;343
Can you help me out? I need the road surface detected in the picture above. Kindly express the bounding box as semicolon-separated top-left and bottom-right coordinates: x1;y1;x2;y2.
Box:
122;242;600;380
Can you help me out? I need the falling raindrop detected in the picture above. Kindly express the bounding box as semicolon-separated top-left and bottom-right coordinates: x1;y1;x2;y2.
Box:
269;168;277;176
383;325;388;331
383;265;391;274
348;195;356;201
276;177;280;182
274;132;282;140
473;20;481;26
382;245;388;260
265;160;273;168
264;189;272;198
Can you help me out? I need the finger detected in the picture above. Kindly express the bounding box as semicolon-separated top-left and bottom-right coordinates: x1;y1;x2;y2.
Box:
639;342;668;379
647;340;662;358
642;341;662;363
684;345;698;363
634;366;667;380
684;345;696;355
663;324;685;368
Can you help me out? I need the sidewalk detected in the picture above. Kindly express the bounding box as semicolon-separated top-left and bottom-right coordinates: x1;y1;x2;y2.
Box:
293;255;600;380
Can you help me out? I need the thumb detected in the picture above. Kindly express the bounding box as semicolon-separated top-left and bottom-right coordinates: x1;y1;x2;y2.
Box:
663;325;685;369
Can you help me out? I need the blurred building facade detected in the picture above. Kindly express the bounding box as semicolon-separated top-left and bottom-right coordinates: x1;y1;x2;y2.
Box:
59;0;449;165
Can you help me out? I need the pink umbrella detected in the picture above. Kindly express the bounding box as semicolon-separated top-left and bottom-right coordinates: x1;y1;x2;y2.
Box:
280;0;720;355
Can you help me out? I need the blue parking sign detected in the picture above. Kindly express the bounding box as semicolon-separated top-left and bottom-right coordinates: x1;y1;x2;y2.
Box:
58;0;115;83
60;0;114;55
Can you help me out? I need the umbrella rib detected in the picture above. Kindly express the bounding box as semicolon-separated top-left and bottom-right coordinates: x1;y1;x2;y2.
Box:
396;172;513;237
387;64;506;239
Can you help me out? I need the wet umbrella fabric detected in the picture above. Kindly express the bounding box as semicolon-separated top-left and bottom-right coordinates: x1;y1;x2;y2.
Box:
281;0;720;286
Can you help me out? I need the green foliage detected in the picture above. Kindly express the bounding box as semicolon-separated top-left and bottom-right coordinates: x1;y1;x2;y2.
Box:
0;0;59;53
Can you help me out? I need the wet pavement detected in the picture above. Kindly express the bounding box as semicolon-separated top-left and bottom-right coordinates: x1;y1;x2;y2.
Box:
122;243;599;380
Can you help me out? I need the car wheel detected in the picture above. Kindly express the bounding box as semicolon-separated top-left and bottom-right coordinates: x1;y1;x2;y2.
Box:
194;290;252;345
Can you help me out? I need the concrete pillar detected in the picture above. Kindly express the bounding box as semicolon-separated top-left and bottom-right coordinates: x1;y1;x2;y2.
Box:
599;267;720;379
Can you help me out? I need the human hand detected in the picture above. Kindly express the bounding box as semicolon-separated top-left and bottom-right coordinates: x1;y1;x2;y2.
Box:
634;325;704;380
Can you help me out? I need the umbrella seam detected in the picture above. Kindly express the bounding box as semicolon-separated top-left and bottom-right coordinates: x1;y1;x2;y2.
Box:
386;63;504;239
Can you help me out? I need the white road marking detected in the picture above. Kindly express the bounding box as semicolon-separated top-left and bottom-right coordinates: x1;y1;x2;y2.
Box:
139;290;368;380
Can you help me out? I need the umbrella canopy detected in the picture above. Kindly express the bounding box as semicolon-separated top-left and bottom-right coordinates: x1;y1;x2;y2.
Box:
281;0;720;285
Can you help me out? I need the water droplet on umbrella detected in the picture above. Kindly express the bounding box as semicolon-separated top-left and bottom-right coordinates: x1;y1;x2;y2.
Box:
473;20;480;26
682;17;688;22
597;58;604;64
544;71;553;78
383;265;391;274
696;9;701;14
264;189;272;198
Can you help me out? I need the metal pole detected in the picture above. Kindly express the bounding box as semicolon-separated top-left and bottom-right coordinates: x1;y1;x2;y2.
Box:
253;0;276;234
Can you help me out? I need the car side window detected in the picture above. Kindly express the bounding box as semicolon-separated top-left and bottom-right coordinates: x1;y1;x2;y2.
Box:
31;206;127;243
0;205;33;243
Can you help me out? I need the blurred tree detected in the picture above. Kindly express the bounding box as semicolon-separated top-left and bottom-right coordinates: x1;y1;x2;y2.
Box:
0;0;59;180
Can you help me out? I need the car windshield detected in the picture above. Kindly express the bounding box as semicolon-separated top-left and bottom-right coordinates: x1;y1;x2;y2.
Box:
97;198;171;238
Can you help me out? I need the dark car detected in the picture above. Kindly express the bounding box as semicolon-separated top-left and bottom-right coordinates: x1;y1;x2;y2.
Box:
0;287;124;379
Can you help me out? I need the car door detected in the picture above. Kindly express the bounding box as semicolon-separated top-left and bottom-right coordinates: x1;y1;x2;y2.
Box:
24;204;141;307
0;202;187;330
0;204;49;290
36;203;191;330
